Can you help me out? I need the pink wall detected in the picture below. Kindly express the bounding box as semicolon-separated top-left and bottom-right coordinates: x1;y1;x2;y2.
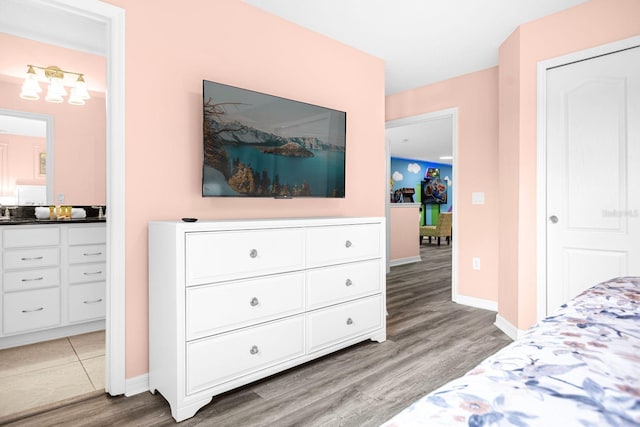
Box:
0;33;106;205
389;205;420;262
497;28;521;326
498;0;640;329
0;134;45;192
104;0;385;378
386;68;500;303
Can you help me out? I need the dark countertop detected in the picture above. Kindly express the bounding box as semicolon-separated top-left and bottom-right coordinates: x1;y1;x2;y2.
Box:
0;205;107;226
0;217;106;226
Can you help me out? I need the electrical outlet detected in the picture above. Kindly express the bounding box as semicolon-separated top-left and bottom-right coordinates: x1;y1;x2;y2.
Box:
472;257;481;270
57;193;65;203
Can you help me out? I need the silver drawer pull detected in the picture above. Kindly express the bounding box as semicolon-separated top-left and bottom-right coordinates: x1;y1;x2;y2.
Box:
21;256;43;261
83;298;103;304
83;252;103;256
249;249;258;258
345;278;353;287
345;240;352;248
21;277;44;282
83;271;103;276
346;317;354;325
250;297;259;307
22;307;44;313
250;345;259;355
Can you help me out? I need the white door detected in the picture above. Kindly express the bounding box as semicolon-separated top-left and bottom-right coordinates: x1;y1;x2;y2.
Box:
546;46;640;314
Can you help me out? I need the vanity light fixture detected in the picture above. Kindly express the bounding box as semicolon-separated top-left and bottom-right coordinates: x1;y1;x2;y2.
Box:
20;65;91;105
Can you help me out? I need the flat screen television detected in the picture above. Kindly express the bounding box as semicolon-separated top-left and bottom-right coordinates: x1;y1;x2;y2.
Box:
202;80;346;198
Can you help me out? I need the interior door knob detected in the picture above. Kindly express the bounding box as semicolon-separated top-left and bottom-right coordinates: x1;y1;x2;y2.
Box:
549;215;559;224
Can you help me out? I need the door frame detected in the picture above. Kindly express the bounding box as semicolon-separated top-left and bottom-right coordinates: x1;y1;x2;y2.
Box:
41;0;126;395
536;35;640;322
385;108;458;301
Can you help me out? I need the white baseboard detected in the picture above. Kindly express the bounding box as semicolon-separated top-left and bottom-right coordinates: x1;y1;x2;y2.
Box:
389;256;421;267
494;314;526;340
125;373;149;397
453;294;497;312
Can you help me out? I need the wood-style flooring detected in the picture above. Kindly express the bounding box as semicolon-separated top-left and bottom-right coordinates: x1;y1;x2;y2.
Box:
2;243;511;427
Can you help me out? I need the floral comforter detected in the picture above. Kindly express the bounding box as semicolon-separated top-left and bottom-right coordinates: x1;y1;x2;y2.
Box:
382;277;640;427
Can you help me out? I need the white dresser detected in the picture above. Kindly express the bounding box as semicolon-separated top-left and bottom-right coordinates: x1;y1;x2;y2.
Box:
148;217;386;422
0;223;106;348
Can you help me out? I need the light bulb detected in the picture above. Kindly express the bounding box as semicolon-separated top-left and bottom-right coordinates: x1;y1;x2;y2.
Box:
19;66;42;100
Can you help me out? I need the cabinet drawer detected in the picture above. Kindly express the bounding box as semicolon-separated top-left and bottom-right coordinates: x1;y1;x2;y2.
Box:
186;272;305;340
3;267;60;292
186;315;305;395
306;259;382;310
307;295;382;353
185;229;304;285
69;263;106;284
68;226;106;245
68;282;105;322
3;288;60;334
68;244;106;264
3;247;60;270
3;227;59;248
306;223;382;267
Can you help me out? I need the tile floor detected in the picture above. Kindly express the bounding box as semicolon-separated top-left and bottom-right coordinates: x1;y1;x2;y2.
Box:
0;330;104;418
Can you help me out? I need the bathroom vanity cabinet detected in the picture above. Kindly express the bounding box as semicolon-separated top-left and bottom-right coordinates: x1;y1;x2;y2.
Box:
0;222;106;349
148;217;386;422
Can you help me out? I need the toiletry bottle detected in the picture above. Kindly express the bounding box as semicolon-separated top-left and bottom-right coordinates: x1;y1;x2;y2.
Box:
49;206;54;219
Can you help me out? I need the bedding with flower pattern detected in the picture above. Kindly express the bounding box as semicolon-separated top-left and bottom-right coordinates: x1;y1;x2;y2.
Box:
382;277;640;427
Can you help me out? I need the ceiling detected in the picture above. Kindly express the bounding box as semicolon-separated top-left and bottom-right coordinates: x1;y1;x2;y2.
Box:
244;0;591;163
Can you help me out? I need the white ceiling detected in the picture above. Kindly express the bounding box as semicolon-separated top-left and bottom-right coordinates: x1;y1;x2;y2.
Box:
244;0;591;163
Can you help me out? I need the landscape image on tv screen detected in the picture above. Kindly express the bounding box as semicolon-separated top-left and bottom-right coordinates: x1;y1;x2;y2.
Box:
202;80;346;198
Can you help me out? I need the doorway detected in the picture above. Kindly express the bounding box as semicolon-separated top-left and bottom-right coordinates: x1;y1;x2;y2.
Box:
385;108;458;301
536;36;640;320
0;0;126;408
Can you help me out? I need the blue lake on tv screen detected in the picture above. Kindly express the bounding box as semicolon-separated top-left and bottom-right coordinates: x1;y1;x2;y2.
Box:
219;145;345;197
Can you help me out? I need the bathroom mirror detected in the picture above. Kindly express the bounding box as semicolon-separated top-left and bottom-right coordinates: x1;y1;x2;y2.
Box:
0;109;53;205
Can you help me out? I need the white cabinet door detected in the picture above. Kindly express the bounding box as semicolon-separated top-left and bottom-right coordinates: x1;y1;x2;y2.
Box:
546;46;640;313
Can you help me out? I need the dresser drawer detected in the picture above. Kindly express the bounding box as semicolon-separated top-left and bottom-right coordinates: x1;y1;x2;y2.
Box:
68;282;105;322
3;227;60;248
68;244;106;264
3;267;60;292
185;229;304;285
3;247;60;270
186;272;305;340
69;263;106;284
307;295;383;353
306;259;382;310
3;288;61;334
306;223;382;267
68;226;106;245
186;315;305;395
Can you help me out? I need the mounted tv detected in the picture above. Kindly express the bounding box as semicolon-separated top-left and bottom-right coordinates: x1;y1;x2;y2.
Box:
202;80;346;198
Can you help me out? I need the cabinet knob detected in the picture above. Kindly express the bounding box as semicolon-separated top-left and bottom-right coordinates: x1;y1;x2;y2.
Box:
346;317;353;325
250;345;259;355
345;278;353;287
250;297;259;307
249;249;258;258
345;240;352;248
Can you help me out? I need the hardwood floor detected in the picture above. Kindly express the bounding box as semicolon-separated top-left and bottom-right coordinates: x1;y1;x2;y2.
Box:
3;243;511;427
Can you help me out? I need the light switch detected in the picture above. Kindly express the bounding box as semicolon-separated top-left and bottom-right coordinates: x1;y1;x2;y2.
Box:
57;193;65;203
472;257;481;270
472;192;485;205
